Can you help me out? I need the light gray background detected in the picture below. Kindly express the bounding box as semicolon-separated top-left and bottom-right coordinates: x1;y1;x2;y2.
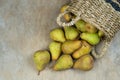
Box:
0;0;120;80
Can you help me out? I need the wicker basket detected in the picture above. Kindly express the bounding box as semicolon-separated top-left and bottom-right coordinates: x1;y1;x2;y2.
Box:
57;0;120;59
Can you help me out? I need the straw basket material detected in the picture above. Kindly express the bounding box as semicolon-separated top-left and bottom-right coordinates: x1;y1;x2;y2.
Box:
57;0;120;59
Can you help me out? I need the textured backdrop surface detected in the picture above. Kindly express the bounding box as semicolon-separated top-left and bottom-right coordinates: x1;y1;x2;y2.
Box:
0;0;120;80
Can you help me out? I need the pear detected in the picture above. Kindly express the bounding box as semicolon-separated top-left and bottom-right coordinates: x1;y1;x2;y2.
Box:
60;5;69;13
50;28;66;42
60;5;71;21
64;14;72;22
80;32;100;45
72;41;92;59
85;23;98;33
64;26;79;40
98;30;104;37
75;19;86;32
62;40;82;54
33;50;50;75
73;54;94;71
53;55;73;71
49;41;62;60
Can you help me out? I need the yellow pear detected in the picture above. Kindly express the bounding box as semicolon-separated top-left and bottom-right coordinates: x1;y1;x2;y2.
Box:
72;41;92;59
98;30;104;37
62;40;82;54
64;26;79;40
33;50;50;75
73;54;94;71
50;28;66;42
60;5;69;13
85;23;98;33
53;55;73;71
49;41;62;60
60;5;71;21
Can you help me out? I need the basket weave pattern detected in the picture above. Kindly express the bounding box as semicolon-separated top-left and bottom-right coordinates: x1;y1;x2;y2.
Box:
57;0;120;58
68;0;120;41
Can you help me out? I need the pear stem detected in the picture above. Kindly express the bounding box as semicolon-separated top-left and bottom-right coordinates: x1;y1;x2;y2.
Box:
38;71;40;75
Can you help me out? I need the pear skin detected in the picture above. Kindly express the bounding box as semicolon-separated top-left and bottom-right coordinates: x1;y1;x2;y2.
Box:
60;5;69;13
80;32;100;45
85;23;98;33
60;5;71;21
49;41;62;60
64;14;72;22
33;50;50;75
64;26;79;40
62;40;82;54
75;20;86;32
72;41;92;59
98;30;104;37
53;55;73;71
73;54;94;71
50;28;66;42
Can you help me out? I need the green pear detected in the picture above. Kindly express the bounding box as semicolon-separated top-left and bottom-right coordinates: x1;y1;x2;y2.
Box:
80;32;100;45
98;30;104;37
62;40;82;54
64;26;79;40
85;23;98;33
53;55;73;71
33;50;50;75
60;5;71;21
75;19;86;32
73;54;94;71
50;28;66;42
49;41;62;60
72;41;92;59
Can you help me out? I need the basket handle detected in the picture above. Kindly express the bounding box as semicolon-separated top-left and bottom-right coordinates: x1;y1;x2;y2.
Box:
56;11;81;27
91;39;110;59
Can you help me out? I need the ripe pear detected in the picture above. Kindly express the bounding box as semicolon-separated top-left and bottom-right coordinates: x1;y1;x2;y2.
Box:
64;14;72;22
64;26;79;40
60;5;71;21
80;32;100;45
33;50;50;75
75;19;86;32
73;54;94;71
98;30;104;37
85;23;98;33
60;5;69;13
49;41;62;60
53;55;73;71
72;41;92;59
50;28;66;42
62;40;82;54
